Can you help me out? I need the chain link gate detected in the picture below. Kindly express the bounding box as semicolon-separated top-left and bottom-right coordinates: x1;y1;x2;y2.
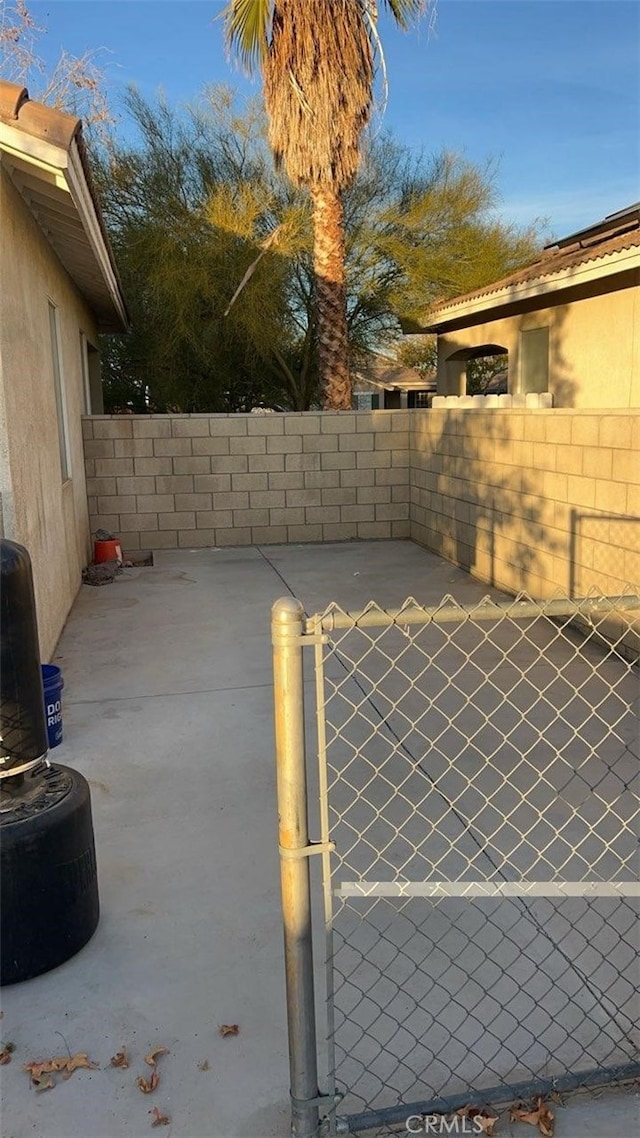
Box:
272;592;640;1138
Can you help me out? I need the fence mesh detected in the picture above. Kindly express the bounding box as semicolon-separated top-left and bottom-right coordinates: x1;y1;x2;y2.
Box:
309;593;639;1131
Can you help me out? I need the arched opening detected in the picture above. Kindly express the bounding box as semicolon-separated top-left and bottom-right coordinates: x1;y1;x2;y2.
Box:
466;345;509;395
444;344;509;396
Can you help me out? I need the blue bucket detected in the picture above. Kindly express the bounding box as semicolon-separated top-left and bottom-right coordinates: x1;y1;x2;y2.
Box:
42;664;64;748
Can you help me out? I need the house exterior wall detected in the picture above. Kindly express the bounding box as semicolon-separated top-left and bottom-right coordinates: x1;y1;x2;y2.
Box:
83;411;411;550
410;408;639;599
0;168;96;658
436;282;640;408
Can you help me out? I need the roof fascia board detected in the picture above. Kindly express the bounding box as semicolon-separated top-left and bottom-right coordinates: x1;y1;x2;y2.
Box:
0;133;68;191
65;141;128;329
426;246;640;330
0;120;127;330
0;119;70;171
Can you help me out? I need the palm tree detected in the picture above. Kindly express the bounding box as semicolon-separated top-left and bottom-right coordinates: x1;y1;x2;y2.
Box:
223;0;426;409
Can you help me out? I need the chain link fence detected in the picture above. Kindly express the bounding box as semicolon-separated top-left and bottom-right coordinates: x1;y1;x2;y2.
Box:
272;591;640;1137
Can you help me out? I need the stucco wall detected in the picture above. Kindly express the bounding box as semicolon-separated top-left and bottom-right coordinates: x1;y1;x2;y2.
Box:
437;283;640;408
410;408;640;599
0;168;96;658
83;411;411;549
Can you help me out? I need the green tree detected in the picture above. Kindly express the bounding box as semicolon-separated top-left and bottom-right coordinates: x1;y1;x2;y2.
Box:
95;87;543;412
223;0;427;409
94;87;303;412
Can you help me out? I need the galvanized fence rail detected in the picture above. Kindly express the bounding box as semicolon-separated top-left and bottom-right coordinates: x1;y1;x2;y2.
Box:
272;592;640;1137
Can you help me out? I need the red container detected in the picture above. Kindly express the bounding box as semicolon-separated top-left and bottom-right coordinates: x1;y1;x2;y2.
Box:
94;539;123;565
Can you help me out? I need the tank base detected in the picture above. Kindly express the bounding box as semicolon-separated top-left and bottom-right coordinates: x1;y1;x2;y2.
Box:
1;765;99;985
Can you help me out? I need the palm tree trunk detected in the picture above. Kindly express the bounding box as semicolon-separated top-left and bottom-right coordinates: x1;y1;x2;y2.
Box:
310;185;351;409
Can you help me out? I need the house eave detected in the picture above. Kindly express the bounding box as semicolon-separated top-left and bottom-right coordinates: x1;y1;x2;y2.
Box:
0;121;128;333
419;246;640;334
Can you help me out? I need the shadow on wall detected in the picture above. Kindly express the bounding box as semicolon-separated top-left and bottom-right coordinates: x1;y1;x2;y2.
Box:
439;413;563;594
569;510;640;597
415;305;588;595
441;298;579;407
549;304;578;407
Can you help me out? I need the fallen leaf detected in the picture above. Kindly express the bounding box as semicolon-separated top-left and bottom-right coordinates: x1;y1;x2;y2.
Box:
197;1059;210;1072
149;1106;171;1127
218;1024;239;1037
454;1107;497;1136
145;1046;169;1067
0;1042;15;1065
61;1053;99;1080
110;1048;129;1069
472;1113;499;1137
24;1053;98;1087
31;1072;55;1092
510;1098;554;1137
136;1071;160;1094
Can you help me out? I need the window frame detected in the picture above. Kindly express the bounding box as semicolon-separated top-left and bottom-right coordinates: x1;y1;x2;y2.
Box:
48;301;72;483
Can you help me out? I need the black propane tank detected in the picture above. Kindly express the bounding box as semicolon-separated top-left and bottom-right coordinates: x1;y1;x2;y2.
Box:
0;538;100;985
0;539;48;770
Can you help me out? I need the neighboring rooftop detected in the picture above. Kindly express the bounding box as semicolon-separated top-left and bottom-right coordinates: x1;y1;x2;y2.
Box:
352;352;436;394
421;203;640;331
0;80;127;332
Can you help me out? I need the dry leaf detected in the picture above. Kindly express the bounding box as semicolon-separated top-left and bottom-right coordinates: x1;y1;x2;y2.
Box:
218;1024;239;1037
24;1053;98;1087
145;1046;169;1067
136;1070;160;1094
455;1108;497;1136
110;1047;129;1069
61;1053;99;1080
31;1072;55;1092
472;1113;498;1137
0;1042;15;1065
510;1098;554;1137
149;1106;171;1127
197;1059;210;1071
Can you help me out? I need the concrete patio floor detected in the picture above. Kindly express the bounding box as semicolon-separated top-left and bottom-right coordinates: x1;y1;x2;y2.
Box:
0;541;638;1138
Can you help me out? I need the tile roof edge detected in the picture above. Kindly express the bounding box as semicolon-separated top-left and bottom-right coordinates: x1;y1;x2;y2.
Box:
0;79;81;151
427;235;640;319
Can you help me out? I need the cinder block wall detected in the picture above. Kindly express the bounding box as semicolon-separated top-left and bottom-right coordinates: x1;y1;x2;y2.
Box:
83;408;639;601
410;408;640;598
82;411;410;550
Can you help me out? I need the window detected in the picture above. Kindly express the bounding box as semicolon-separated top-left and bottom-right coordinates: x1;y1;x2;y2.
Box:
408;390;432;408
520;327;549;394
48;302;71;481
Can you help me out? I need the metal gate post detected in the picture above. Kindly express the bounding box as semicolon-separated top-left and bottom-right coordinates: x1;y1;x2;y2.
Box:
272;597;320;1138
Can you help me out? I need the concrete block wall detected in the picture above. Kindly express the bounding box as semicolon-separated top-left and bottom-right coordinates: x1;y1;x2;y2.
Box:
83;408;639;603
83;411;411;551
410;408;640;598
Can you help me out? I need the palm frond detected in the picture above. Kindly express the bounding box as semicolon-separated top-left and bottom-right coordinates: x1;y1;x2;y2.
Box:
221;0;272;70
383;0;429;29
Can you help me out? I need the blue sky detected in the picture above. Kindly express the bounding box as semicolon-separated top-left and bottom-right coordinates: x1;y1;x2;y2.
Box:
23;1;640;238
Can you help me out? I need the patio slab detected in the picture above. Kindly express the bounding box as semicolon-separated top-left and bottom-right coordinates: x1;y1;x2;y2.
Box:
0;541;637;1138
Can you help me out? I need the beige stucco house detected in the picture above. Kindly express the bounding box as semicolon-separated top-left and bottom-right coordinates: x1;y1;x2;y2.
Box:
0;81;127;658
421;204;640;409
